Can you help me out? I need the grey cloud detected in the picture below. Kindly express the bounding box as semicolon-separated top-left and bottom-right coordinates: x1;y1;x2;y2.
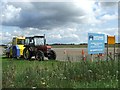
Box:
100;2;118;7
2;2;86;29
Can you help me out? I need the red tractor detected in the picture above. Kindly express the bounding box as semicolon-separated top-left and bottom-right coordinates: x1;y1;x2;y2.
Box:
23;35;56;61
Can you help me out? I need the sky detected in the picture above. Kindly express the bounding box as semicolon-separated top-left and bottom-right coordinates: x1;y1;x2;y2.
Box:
0;0;119;44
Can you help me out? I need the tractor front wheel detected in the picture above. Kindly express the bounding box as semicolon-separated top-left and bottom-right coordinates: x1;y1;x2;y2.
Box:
23;48;32;60
35;50;44;61
48;50;56;60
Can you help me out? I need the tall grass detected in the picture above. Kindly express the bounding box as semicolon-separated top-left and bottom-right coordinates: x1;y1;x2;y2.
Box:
2;57;119;88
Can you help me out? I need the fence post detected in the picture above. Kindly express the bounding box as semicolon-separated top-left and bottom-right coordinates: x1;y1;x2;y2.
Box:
91;54;93;62
107;35;108;60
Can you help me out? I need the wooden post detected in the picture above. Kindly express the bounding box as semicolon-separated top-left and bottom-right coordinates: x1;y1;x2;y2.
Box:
107;35;108;60
114;35;115;60
91;54;93;62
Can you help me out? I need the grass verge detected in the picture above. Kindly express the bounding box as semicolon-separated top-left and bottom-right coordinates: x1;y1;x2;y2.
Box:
2;57;119;88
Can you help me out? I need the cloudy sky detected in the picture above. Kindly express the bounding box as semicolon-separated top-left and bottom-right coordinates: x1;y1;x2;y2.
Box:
0;0;119;44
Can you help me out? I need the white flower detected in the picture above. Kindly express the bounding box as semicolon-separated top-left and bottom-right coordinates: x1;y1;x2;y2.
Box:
102;78;105;80
106;85;109;87
64;77;67;79
32;87;36;89
42;82;46;85
11;84;14;87
26;76;29;78
41;78;44;80
88;70;92;73
116;79;118;82
116;71;118;74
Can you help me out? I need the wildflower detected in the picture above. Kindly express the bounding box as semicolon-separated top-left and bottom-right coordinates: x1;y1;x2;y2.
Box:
107;71;110;74
88;70;92;73
116;79;118;82
64;77;67;79
42;82;46;85
26;76;29;78
46;85;49;87
116;71;118;74
32;87;36;89
11;84;14;87
102;78;105;80
26;76;28;78
106;85;109;87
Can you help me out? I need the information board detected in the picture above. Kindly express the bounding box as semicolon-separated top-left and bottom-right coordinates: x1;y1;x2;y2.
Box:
88;33;105;54
108;36;115;45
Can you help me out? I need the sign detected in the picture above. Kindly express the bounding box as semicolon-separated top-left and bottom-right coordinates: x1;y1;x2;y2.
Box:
88;33;105;54
108;36;115;45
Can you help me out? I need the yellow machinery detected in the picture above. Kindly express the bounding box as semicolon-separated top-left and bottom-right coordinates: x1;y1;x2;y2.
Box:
7;36;25;58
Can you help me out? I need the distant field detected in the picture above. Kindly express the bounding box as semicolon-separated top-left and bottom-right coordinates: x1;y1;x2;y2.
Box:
2;57;119;88
1;43;119;49
52;45;87;48
51;44;119;48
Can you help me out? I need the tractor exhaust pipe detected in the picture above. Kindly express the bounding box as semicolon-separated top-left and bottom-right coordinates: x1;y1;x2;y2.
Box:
44;34;46;45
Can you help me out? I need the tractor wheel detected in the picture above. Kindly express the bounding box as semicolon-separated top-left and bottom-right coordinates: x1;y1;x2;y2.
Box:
35;50;44;61
23;48;32;60
48;50;56;60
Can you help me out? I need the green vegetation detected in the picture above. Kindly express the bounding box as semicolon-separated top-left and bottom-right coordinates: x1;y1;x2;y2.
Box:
52;44;87;48
51;44;119;48
1;43;119;49
2;57;119;88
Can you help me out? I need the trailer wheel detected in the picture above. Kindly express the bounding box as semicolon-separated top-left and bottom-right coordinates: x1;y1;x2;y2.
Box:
12;47;16;58
23;48;31;60
36;50;44;61
12;47;20;59
6;53;9;58
48;50;56;60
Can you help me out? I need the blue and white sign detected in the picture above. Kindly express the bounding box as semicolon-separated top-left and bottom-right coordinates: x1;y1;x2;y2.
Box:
88;33;105;54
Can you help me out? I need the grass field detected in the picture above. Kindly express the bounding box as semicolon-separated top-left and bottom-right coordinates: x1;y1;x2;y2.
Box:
2;57;119;88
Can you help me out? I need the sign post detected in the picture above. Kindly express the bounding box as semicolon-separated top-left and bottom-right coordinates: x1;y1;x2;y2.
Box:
114;40;115;60
107;35;115;60
88;33;105;61
107;35;108;60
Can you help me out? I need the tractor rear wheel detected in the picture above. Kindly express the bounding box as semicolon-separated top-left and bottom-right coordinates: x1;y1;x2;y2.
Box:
48;50;56;60
35;50;44;61
23;48;32;60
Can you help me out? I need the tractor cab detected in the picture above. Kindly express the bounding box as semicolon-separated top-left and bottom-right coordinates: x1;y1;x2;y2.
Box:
23;35;56;61
25;36;46;46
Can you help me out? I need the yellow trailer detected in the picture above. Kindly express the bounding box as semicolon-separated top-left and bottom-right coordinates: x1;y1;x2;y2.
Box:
6;36;25;58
